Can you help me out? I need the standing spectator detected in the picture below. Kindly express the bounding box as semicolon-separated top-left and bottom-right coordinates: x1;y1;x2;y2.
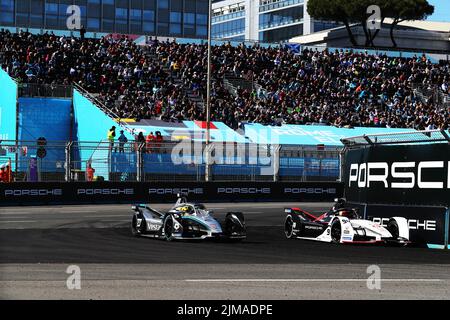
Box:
136;132;146;151
4;165;11;182
146;131;155;153
0;167;5;182
79;25;86;40
155;131;164;153
118;130;128;153
86;162;95;182
107;126;116;151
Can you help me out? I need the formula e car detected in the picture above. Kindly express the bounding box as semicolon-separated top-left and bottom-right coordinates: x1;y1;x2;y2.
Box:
284;199;410;245
131;194;246;241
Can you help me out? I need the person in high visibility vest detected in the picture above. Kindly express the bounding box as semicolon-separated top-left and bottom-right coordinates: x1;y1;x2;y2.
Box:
107;126;116;151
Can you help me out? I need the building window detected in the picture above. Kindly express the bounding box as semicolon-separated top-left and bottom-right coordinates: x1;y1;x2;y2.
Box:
196;13;208;25
185;12;195;24
143;10;155;21
116;8;128;20
170;11;181;23
259;0;304;13
170;23;181;34
158;0;169;9
143;21;155;32
45;3;58;15
87;18;100;29
212;18;245;39
196;25;207;37
131;9;142;20
259;5;303;30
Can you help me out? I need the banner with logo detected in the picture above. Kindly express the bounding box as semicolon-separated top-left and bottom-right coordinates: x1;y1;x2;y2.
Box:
244;123;415;146
0;181;343;206
362;204;447;247
343;143;450;206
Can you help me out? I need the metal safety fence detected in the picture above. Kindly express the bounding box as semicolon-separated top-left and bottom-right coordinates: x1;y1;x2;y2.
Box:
0;140;341;183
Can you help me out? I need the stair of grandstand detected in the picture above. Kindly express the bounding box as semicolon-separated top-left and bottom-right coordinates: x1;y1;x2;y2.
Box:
223;72;269;100
144;48;205;116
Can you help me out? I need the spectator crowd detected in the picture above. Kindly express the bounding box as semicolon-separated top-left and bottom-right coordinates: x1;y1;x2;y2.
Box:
1;29;449;131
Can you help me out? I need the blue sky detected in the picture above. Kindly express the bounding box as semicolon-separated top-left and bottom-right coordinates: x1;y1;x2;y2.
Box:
426;0;450;22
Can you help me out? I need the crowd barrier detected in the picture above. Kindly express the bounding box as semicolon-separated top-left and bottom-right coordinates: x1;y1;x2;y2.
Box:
0;181;343;206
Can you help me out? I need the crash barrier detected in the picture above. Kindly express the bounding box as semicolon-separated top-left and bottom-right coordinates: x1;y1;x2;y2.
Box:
0;181;343;206
341;130;450;248
0;140;341;182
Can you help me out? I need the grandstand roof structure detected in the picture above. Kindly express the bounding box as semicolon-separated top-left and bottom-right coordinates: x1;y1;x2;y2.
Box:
341;129;450;148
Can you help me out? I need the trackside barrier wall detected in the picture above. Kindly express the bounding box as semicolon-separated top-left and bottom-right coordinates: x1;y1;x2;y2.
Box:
342;143;450;248
0;181;343;206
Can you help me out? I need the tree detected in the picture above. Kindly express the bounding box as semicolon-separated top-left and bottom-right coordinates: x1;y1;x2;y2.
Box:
383;0;434;48
307;0;434;48
307;0;358;46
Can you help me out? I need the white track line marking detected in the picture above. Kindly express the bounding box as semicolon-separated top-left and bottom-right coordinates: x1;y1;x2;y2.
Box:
0;220;37;223
185;279;443;283
84;215;128;218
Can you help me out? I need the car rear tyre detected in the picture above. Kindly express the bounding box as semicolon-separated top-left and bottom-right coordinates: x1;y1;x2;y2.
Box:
284;215;295;239
330;219;341;244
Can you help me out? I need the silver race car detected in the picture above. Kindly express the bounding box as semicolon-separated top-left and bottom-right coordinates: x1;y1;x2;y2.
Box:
284;199;410;245
131;194;246;241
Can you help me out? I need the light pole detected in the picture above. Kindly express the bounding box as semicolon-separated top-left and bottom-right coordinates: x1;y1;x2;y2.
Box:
205;0;212;181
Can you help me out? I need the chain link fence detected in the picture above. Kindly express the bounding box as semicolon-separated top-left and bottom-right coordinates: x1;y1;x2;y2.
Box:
0;140;341;183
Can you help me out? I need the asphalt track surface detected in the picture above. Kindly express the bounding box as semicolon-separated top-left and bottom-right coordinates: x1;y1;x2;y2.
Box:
1;202;450;299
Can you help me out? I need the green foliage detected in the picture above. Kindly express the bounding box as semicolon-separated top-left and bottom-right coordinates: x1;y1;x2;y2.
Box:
307;0;434;47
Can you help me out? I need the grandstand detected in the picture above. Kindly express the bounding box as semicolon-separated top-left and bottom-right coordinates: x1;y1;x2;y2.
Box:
1;29;448;131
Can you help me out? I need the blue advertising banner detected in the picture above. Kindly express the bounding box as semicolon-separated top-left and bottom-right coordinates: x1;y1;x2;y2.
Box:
244;123;416;146
0;69;17;141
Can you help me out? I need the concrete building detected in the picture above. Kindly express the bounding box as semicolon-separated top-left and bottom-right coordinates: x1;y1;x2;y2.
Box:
211;0;339;42
289;19;450;53
0;0;209;39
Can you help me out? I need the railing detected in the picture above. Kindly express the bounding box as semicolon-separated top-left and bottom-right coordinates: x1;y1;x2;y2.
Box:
17;83;73;98
0;140;341;183
73;84;134;135
341;129;450;148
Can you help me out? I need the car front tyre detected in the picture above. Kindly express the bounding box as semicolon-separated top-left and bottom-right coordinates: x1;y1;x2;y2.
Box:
284;215;295;239
131;214;140;237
